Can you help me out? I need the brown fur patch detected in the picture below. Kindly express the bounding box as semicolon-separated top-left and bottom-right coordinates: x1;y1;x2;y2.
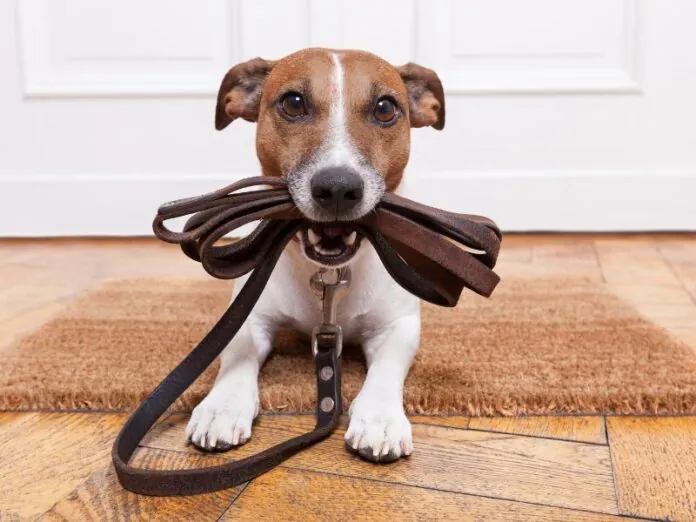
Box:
340;51;411;192
398;63;446;130
255;49;334;178
215;58;275;130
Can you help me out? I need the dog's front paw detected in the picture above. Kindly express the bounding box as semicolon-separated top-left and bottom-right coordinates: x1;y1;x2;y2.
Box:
344;394;413;463
185;386;259;452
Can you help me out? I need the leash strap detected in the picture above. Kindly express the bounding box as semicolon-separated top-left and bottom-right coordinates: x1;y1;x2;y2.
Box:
113;177;502;496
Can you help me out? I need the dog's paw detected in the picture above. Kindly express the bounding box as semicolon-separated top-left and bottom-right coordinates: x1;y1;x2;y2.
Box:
344;394;413;463
185;387;259;452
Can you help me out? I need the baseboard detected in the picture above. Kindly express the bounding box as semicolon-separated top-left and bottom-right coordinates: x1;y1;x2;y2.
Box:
1;170;694;237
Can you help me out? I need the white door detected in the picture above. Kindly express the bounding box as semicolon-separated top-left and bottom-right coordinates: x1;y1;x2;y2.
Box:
1;0;695;236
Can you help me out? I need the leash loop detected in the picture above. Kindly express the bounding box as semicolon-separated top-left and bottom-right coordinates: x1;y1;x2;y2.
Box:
112;177;502;497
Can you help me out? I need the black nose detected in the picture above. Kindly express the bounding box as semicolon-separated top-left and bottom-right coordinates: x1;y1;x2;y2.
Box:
310;167;364;214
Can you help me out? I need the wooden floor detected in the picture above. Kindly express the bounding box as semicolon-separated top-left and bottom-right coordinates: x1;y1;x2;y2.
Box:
1;234;696;521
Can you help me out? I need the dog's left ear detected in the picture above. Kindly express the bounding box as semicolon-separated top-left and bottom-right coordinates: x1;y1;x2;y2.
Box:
215;58;276;130
397;63;446;130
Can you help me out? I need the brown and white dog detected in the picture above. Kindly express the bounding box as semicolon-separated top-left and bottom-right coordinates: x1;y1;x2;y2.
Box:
185;47;445;462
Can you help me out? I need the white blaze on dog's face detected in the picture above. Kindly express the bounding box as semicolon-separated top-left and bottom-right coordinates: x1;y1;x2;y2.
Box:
214;48;445;267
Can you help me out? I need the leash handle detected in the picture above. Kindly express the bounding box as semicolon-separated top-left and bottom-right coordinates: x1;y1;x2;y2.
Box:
113;176;502;497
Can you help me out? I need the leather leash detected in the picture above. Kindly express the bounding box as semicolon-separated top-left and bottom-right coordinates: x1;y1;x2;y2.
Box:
112;176;502;496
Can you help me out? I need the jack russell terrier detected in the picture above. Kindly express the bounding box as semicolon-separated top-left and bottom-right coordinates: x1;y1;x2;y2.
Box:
185;47;445;462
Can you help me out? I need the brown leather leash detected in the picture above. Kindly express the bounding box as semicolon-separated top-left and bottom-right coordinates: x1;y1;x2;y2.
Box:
112;176;502;496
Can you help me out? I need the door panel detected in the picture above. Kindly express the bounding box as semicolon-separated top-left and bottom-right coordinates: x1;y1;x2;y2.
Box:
1;0;694;235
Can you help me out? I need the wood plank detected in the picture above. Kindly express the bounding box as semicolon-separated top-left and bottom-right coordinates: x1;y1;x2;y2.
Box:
40;447;242;521
599;240;696;353
607;416;696;522
0;281;86;323
0;509;23;522
0;413;126;520
0;300;71;352
504;235;602;283
594;240;682;286
468;416;606;444
659;240;696;301
496;242;533;264
606;282;696;355
409;415;469;429
497;263;603;283
606;283;696;328
144;414;618;514
225;467;639;522
532;239;600;266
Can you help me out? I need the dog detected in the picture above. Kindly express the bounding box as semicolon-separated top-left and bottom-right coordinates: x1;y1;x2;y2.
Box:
185;47;445;462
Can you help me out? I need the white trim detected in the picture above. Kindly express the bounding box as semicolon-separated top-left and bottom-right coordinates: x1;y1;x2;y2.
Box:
401;170;696;232
1;170;694;237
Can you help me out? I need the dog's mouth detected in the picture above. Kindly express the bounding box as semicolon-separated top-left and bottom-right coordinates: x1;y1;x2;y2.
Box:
300;223;364;267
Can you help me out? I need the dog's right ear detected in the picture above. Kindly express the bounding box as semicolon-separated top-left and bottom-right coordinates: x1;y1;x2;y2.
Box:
215;58;275;131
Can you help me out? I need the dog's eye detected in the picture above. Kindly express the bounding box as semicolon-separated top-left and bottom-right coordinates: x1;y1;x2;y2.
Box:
373;97;397;123
279;92;306;119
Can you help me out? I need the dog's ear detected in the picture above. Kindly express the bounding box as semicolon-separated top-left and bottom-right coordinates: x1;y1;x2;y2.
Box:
397;63;446;130
215;58;275;130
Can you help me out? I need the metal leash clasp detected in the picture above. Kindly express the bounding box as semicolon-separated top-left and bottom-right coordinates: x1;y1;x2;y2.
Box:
310;267;351;358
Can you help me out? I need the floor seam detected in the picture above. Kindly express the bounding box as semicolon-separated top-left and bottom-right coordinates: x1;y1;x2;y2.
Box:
134;444;626;519
591;240;607;283
604;416;624;517
32;459;113;519
282;465;641;519
657;244;696;307
462;425;608;446
215;480;252;522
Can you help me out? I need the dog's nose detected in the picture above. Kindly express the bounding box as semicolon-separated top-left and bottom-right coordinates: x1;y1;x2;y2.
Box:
310;167;364;214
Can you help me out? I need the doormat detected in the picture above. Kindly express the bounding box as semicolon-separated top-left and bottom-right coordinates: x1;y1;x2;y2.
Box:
2;277;695;416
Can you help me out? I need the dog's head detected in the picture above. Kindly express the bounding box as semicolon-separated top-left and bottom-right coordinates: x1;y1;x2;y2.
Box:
215;47;445;267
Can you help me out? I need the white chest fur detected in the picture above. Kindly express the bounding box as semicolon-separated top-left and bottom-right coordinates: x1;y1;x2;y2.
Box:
246;240;420;344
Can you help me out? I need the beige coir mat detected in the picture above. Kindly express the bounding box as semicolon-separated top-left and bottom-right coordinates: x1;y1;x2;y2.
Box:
2;276;696;416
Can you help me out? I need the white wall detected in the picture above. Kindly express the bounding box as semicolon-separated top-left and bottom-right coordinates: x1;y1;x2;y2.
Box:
1;0;695;236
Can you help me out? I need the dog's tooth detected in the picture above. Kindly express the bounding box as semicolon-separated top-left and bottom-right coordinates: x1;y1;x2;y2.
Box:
315;245;341;256
308;228;321;245
343;231;357;246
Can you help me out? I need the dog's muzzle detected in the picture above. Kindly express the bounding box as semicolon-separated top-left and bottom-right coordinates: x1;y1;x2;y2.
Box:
297;166;367;266
300;223;363;266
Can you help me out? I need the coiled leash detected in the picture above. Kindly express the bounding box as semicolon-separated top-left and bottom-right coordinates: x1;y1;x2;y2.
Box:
112;176;502;496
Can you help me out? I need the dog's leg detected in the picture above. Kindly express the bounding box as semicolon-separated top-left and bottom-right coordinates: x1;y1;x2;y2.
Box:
345;312;420;462
185;312;274;451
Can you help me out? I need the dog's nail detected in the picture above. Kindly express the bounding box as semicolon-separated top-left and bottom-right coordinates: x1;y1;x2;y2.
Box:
308;228;321;245
344;231;357;246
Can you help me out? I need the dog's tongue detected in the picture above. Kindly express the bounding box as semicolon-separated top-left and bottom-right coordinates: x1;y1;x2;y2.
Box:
322;227;343;238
